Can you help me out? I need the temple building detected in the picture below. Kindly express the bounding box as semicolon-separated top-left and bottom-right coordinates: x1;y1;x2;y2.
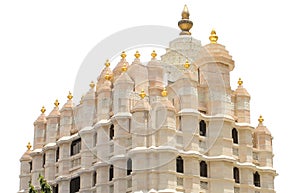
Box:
18;5;276;193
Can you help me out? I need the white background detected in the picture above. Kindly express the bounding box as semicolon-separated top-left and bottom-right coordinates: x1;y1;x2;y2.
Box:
0;0;298;192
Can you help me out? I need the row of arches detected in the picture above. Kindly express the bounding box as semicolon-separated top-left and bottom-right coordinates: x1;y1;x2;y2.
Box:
176;156;208;177
233;167;260;187
109;158;132;181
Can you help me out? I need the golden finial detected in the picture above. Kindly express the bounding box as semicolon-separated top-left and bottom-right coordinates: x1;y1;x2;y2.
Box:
238;78;243;86
178;5;193;35
54;99;60;107
105;71;112;80
139;89;146;99
151;50;157;59
67;91;73;100
90;81;95;89
41;106;46;114
209;29;218;44
105;59;110;67
121;51;127;59
27;142;32;151
184;60;190;69
161;87;168;97
258;115;264;124
121;63;127;72
134;51;141;59
182;4;190;19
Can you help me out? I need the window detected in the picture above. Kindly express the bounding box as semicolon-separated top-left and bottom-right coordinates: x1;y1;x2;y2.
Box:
29;161;32;172
233;167;240;183
56;147;59;162
52;185;58;193
232;128;238;144
71;138;81;156
253;172;260;187
43;153;46;168
199;120;206;136
200;161;208;177
93;133;97;147
92;171;97;187
178;116;182;131
109;125;114;140
127;158;132;175
109;165;114;181
176;156;184;173
70;177;80;193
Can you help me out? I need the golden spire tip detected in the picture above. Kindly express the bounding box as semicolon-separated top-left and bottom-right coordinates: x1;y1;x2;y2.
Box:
121;63;127;72
258;115;264;124
182;4;190;19
90;81;95;89
209;28;218;44
27;142;32;151
105;59;110;67
54;99;59;107
238;78;243;86
121;51;127;59
184;59;190;69
151;50;157;59
161;87;168;97
139;89;146;99
41;106;46;114
67;91;73;100
134;51;141;59
178;5;193;35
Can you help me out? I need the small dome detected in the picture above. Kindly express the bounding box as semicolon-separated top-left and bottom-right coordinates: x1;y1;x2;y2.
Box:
113;51;129;81
254;115;271;135
234;78;250;97
97;60;113;86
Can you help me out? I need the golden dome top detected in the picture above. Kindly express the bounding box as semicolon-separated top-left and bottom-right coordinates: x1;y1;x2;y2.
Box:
238;78;243;86
258;115;264;124
54;99;59;107
89;81;95;89
151;50;157;59
209;29;218;44
67;91;73;100
121;51;127;59
134;51;141;59
27;142;32;150
41;106;46;114
184;60;190;69
139;89;146;99
178;5;193;35
161;87;168;97
105;59;110;67
121;63;127;72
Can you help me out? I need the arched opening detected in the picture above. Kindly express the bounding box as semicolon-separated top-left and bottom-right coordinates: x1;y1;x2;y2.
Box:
109;124;114;140
92;171;97;187
199;120;206;136
127;158;132;175
200;161;208;177
109;165;114;181
233;167;240;183
232;128;238;144
253;172;260;187
176;156;184;173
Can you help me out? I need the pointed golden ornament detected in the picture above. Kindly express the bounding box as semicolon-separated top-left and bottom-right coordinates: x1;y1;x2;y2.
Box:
27;142;32;150
161;87;168;97
121;51;127;59
105;59;110;67
139;89;146;99
54;99;60;107
258;115;264;123
151;50;157;59
121;63;127;72
67;91;73;100
134;51;141;59
41;106;46;114
238;78;243;86
209;29;218;44
184;60;190;69
90;81;95;89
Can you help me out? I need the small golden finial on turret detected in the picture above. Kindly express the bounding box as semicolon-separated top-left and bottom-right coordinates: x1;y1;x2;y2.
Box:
121;63;127;72
139;89;146;99
238;78;243;86
151;50;157;59
27;142;32;151
41;106;46;114
54;99;60;107
161;87;168;97
90;81;95;89
134;51;141;59
121;51;127;59
209;29;218;44
105;71;112;80
67;91;73;100
105;59;110;67
184;60;190;69
178;5;193;35
258;115;264;124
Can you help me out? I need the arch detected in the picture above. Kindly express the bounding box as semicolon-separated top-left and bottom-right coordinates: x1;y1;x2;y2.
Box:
199;120;206;136
253;172;260;187
200;161;208;177
127;158;132;175
109;124;114;140
232;128;238;144
233;167;240;183
109;165;114;181
176;156;184;173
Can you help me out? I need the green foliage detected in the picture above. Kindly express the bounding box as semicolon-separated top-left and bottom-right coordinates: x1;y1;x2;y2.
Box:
28;174;52;193
28;181;37;193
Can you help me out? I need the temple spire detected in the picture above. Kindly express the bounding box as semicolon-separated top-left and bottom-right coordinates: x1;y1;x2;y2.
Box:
178;5;193;35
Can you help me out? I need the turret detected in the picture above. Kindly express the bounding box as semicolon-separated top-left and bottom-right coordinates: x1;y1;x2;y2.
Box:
46;100;60;143
33;106;47;149
19;142;32;192
113;51;129;81
59;92;74;138
233;78;251;123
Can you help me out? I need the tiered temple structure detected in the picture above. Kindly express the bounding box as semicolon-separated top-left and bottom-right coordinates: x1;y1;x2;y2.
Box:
19;5;276;193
